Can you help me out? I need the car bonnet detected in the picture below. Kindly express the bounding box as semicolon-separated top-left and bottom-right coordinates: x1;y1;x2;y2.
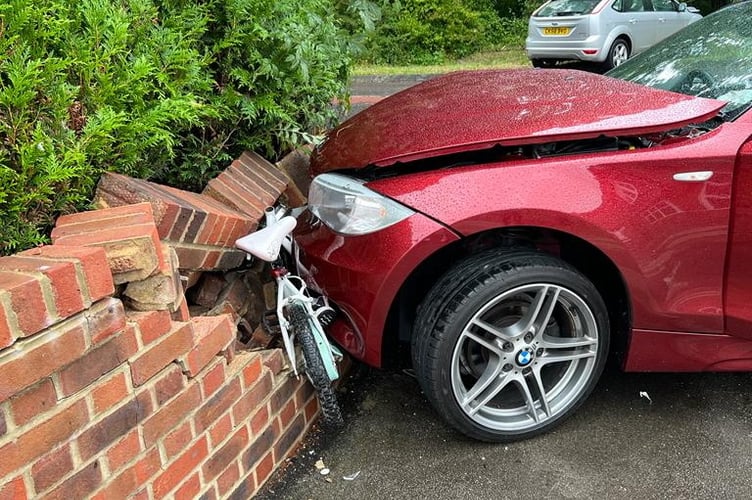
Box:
311;69;725;174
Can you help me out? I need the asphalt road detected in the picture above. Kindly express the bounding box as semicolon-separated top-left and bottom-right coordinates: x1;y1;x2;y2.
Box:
257;73;752;499
259;365;752;499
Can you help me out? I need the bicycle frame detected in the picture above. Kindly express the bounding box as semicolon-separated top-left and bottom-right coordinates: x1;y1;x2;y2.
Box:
235;207;341;381
274;271;341;380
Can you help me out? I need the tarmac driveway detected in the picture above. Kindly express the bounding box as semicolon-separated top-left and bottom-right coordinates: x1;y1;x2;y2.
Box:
258;366;752;499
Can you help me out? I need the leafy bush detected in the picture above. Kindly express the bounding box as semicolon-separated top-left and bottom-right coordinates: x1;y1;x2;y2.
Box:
0;0;352;253
355;0;527;64
360;0;492;64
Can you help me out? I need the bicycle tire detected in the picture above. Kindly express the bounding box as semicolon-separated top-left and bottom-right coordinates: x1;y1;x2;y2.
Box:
287;303;344;427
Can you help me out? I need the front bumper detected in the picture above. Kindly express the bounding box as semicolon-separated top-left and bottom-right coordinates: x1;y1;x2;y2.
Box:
293;211;459;368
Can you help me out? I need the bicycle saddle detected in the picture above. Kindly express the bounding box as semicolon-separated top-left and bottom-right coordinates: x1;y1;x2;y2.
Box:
235;216;297;262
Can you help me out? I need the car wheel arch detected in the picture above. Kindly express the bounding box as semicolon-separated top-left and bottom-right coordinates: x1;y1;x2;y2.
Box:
381;225;633;369
603;31;632;61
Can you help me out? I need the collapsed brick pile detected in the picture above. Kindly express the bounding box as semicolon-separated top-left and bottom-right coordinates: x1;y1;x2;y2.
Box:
0;151;321;499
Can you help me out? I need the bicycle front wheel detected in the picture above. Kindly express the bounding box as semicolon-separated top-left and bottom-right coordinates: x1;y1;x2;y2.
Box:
287;303;343;427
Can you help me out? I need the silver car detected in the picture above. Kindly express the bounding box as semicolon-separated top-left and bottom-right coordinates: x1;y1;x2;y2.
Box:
526;0;702;69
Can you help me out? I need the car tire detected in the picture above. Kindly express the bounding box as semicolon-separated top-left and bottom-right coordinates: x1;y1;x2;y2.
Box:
604;39;630;70
531;59;555;68
412;249;609;442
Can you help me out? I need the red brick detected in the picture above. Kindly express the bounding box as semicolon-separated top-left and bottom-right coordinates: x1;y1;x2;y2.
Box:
86;297;126;344
233;159;287;202
142;383;201;446
0;271;53;337
0;476;27;500
54;202;155;228
53;222;163;285
240;151;289;190
94;176;168;223
77;391;152;461
251;405;270;436
0;293;14;349
129;321;193;386
0;399;88;478
253;451;275;489
200;359;225;400
31;444;73;493
225;165;278;208
0;256;85;320
274;413;305;462
154;363;185;406
242;355;263;388
95;448;161;500
174;472;201;500
10;378;57;424
204;425;249;483
217;461;241;497
127;309;172;346
233;372;273;425
20;245;114;302
203;178;264;223
208;413;233;449
91;370;130;414
227;473;254;500
304;397;319;423
261;349;284;377
0;317;88;403
171;293;191;322
153;437;209;498
181;315;234;377
59;327;138;396
42;459;102;500
270;374;299;414
172;243;207;270
106;429;142;473
194;378;241;433
162;420;194;460
194;274;226;308
278;397;297;429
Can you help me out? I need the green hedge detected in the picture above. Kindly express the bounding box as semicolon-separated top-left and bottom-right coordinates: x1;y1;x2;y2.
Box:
355;0;529;64
0;0;352;254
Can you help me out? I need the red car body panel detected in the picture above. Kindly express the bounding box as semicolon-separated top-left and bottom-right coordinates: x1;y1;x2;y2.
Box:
295;213;460;367
296;68;752;372
311;69;724;172
368;122;752;336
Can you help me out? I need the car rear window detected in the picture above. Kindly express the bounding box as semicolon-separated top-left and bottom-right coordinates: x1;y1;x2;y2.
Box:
535;0;602;16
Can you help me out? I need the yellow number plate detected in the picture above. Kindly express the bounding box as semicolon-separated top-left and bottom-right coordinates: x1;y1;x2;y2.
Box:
543;27;571;36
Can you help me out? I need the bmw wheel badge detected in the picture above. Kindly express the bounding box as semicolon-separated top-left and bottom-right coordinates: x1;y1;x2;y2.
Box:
516;347;534;367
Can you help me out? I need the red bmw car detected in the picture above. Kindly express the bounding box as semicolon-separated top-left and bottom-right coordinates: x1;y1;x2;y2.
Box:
294;3;752;442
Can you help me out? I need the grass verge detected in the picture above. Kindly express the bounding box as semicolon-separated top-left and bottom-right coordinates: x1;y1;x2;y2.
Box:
353;49;530;75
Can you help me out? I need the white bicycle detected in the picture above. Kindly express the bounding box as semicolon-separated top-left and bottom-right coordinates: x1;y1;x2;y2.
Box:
235;207;343;426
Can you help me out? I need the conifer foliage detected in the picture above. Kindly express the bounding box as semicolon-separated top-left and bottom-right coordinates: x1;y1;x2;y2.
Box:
0;0;351;253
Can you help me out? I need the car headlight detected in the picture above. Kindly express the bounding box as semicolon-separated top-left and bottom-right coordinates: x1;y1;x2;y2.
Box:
308;173;414;235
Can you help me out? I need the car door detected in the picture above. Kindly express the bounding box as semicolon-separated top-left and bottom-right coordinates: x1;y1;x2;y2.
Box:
725;137;752;340
619;0;657;54
650;0;683;43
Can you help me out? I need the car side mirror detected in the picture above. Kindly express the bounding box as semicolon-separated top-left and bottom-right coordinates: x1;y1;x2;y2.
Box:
677;2;687;12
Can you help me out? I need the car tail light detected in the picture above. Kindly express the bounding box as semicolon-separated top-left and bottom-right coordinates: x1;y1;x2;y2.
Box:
308;173;414;235
583;49;598;55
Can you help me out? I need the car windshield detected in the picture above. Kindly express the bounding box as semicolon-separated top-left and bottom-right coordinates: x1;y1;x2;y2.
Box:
607;3;752;121
535;0;602;16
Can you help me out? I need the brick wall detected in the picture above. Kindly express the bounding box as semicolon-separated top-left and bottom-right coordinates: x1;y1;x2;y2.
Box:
0;153;322;498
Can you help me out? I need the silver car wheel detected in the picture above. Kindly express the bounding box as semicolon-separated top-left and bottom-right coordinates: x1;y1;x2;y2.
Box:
610;41;629;67
450;283;599;433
